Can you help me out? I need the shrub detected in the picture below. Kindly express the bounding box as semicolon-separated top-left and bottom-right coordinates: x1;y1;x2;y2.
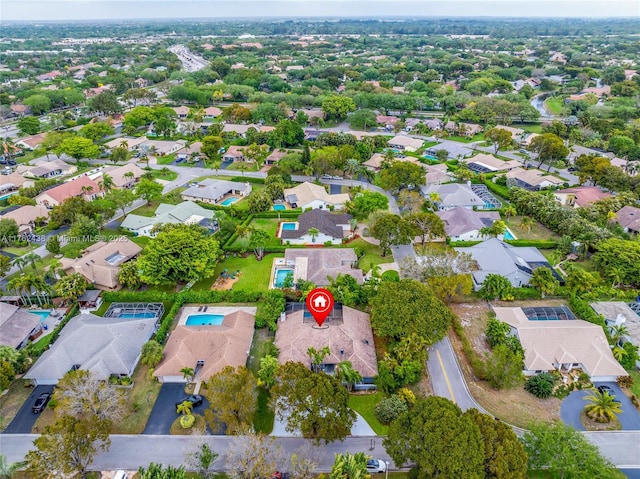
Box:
617;375;634;389
524;372;556;399
381;270;400;282
485;316;510;348
180;413;195;429
374;395;409;424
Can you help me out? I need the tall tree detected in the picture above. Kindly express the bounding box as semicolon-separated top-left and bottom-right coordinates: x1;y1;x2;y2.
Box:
140;340;163;368
384;396;484;478
272;362;356;445
370;214;413;256
135;178;163;205
406;211;445;247
24;415;111;479
204;366;258;435
485;128;513;154
530;133;569;171
225;428;285;479
483;344;524;390
529;267;559;297
54;273;88;302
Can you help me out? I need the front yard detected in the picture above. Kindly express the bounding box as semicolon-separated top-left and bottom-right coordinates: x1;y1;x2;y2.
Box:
0;380;33;431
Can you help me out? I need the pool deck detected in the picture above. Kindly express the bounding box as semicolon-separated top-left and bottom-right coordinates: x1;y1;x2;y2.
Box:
24;308;67;341
177;305;257;326
269;257;296;289
278;221;298;238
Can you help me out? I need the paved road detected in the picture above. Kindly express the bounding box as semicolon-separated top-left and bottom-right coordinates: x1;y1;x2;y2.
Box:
143;384;210;435
2;385;53;434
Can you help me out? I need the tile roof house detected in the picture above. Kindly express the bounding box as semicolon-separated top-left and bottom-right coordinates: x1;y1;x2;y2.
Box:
121;201;219;237
553;186;612;208
172;106;190;119
420;183;487;211
494;307;626;382
16;158;77;179
283;182;350;210
436;206;501;241
24;312;156;385
424;140;474;160
181;179;252;205
222;124;256;137
101;163;145;189
203;106;223;118
388;135;424;152
0;303;42;349
265;149;290;165
424;163;452;185
465;154;520;173
60;239;142;290
140;139;186;156
222;145;247;163
444;121;483;137
275;305;378;385
614;206;640;234
363;153;423;173
15;133;47;151
0;205;49;235
103;136;148;151
153;308;256;383
494;125;525;140
505;167;566;191
455;238;562;289
35;176;103;208
0;172;32;195
283;248;363;286
591;301;640;368
280;209;353;245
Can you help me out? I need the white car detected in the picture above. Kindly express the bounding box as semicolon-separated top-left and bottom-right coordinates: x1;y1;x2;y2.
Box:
366;459;387;473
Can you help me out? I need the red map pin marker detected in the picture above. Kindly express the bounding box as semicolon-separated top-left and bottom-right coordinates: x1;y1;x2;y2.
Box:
306;288;334;327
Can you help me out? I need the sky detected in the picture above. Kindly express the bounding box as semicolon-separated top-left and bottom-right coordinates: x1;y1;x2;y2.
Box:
2;0;639;21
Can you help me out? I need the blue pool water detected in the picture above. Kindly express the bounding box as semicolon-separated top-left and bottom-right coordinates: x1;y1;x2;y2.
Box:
423;154;439;161
185;314;225;326
275;269;294;287
118;312;157;319
503;229;516;240
31;310;51;322
221;197;239;206
281;222;297;231
273;204;286;211
0;192;18;201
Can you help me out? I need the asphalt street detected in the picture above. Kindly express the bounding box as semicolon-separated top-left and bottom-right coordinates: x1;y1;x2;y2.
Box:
2;385;54;434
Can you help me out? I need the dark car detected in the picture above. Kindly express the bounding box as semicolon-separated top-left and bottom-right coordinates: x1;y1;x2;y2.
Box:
567;166;576;172
597;385;620;401
7;159;16;166
175;394;203;411
32;392;52;413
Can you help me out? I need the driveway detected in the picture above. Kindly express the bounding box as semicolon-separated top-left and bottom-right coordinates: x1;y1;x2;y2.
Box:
2;385;54;434
142;383;209;435
561;383;640;431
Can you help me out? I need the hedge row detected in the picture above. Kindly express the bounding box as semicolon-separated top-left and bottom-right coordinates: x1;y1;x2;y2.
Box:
253;210;301;219
222;214;254;249
483;180;510;200
450;313;486;380
568;295;607;329
504;239;558;248
230;176;265;184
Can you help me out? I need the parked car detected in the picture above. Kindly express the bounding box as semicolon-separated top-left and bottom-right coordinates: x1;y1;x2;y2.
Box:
7;159;16;166
597;385;620;401
567;166;576;172
32;392;52;413
366;459;387;473
271;473;290;479
519;149;529;154
175;394;203;411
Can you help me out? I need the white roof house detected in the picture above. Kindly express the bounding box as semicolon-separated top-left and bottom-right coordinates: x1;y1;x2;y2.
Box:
420;183;486;211
283;182;349;210
24;313;156;385
181;179;252;205
436;206;501;241
388;135;424;152
494;307;627;382
465;154;520;173
121;201;219;237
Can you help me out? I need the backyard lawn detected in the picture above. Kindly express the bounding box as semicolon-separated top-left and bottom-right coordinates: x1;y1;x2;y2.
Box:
505;215;561;242
348;392;387;435
247;328;276;434
192;253;284;292
230;217;283;249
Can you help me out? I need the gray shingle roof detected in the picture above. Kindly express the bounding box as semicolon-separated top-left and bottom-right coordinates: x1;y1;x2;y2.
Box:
280;209;352;240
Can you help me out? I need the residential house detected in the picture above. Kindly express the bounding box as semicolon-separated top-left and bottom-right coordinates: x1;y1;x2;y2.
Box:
377;115;400;128
154;307;256;383
203;106;223;119
77;290;103;313
436;206;501;241
275;305;378;388
424;140;474;160
17;158;77;180
465;154;520;173
181;178;252;205
298;109;325;123
282;248;364;286
36;70;63;82
614;206;640;234
0;304;42;349
15;133;47;151
103;136;148;152
455;237;562;289
591;301;640;368
519;133;541;148
423;118;443;131
9;104;30;117
283;182;350;210
265;149;289;165
424;163;452;185
553;186;611;208
139;139;186;157
0;205;49;235
173;106;190;119
222;145;247;163
222;124;255;137
121;201;219;237
0;173;33;196
280;209;353;245
505;167;565;191
549;52;568;64
35;176;103;208
494;306;626;382
363;153;422;173
101;163;145;189
493;125;525;141
24;312;156;385
444;121;483;137
388;135;423;152
60;239;142;290
421;183;491;211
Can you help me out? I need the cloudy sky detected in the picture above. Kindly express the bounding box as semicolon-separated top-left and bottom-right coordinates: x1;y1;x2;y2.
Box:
2;0;639;21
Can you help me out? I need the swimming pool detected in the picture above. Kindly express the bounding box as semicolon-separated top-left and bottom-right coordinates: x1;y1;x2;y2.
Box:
118;312;158;319
503;229;516;240
185;314;225;326
0;192;18;201
30;310;51;322
281;222;297;231
273;204;286;211
423;154;439;161
220;197;239;206
274;268;294;287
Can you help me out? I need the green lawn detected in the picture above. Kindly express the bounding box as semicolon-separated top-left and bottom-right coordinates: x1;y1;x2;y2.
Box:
2;244;38;256
60;240;94;259
522;124;543;133
446;133;485;143
231;217;284;249
505;215;561;241
629;371;640;398
112;363;162;434
149;169;178;181
155;153;177;165
544;97;567;115
192;253;284;292
247;329;277;434
348;392;388;435
343;238;394;273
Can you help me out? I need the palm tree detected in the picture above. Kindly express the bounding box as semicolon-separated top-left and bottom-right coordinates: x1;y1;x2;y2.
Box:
98;174;114;193
7;277;29;305
0;454;26;479
23;252;40;271
176;400;193;417
81;185;94;197
119;139;129;151
181;367;195;384
308;227;320;243
307;346;330;373
612;346;627;362
47;258;64;280
583;389;622;423
503;205;517;222
335;361;362;392
519;216;536;234
11;256;28;273
610;324;629;346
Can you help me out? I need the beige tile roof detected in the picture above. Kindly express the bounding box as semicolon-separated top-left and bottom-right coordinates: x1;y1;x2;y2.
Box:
466;154;520;172
0;172;28;190
63;239;142;290
388;135;424;150
494;307;626;378
284;248;363;286
153;310;255;381
274;306;378;378
1;205;49;231
36;176;103;205
283;182;349;208
506;167;565;187
0;303;41;348
101;163;145;188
